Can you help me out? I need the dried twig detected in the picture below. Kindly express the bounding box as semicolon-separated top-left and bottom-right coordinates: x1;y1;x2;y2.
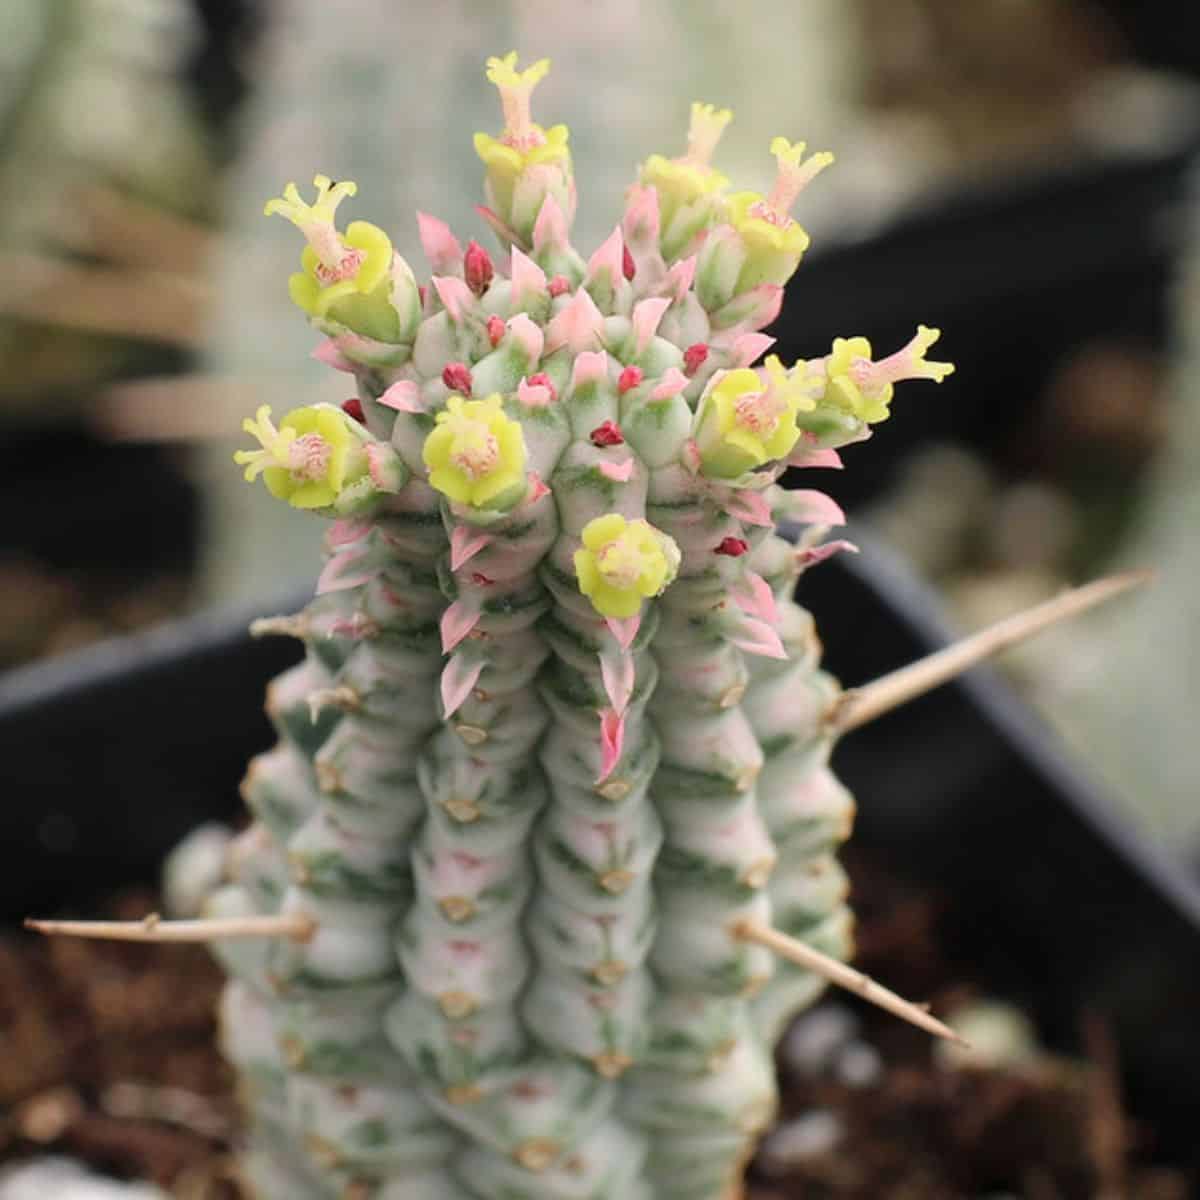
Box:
732;917;967;1045
25;913;315;944
830;570;1151;734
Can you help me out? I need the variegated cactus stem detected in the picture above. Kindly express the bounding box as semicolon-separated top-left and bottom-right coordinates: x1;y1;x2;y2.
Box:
44;52;974;1200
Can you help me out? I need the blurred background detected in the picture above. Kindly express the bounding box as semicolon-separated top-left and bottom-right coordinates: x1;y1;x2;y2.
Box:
2;0;1198;852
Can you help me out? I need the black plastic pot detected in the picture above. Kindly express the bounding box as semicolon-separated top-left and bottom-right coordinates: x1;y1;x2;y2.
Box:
2;540;1199;1171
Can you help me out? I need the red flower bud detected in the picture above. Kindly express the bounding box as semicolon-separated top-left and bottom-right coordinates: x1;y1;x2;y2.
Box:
471;572;495;586
548;274;570;297
715;537;749;557
590;420;625;447
486;315;506;347
683;342;710;376
442;362;473;395
527;372;558;402
617;366;643;395
341;397;366;424
622;245;636;281
463;241;494;296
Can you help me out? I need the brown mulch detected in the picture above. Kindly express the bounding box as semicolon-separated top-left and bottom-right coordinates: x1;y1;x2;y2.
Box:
0;863;1192;1198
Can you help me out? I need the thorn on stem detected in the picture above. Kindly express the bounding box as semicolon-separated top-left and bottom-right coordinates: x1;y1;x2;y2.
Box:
732;916;967;1046
24;913;316;944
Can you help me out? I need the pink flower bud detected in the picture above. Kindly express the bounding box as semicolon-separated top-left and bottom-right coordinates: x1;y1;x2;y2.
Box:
548;274;570;297
622;245;636;281
341;397;366;424
590;420;625;447
463;241;494;296
442;362;473;395
617;366;643;395
683;343;710;376
486;315;506;347
715;536;749;557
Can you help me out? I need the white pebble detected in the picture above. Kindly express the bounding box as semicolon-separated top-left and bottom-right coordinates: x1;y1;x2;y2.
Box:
0;1159;168;1200
781;1004;859;1077
162;822;233;917
938;1000;1039;1071
835;1040;884;1088
756;1111;843;1176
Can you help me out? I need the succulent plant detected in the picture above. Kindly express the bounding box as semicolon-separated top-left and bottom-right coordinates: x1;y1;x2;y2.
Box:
211;52;960;1200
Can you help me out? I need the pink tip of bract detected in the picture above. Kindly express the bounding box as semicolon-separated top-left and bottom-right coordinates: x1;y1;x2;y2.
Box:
548;274;570;297
788;446;844;470
442;362;473;395
441;599;482;654
341;397;366;424
798;538;858;570
518;375;556;408
598;709;626;782
533;193;569;255
544;287;605;355
506;312;546;362
661;256;698;304
510;245;549;305
417;211;465;273
378;380;423;413
715;536;748;557
450;525;493;571
730;332;776;368
464;241;494;296
729;616;788;661
650;367;688;401
724;489;773;527
622;184;661;245
571;350;608;390
487;314;506;347
605;615;641;651
622;245;636;281
599;644;636;716
590;420;625;447
441;656;486;719
327;518;371;548
526;473;552;505
733;571;778;625
432;275;475;323
684;343;710;376
597;459;634;482
587;228;625;284
631;297;671;356
785;488;845;528
312;340;357;373
317;548;375;596
617;366;643;395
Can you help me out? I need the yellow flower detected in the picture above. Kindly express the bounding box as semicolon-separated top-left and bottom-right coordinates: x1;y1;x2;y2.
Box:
473;53;572;240
824;326;955;424
574;514;680;619
265;175;393;323
234;405;366;509
726;137;833;290
694;355;814;478
423;394;528;510
639;102;732;256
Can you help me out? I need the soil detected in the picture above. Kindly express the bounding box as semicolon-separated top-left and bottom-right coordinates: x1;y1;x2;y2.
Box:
0;854;1192;1200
